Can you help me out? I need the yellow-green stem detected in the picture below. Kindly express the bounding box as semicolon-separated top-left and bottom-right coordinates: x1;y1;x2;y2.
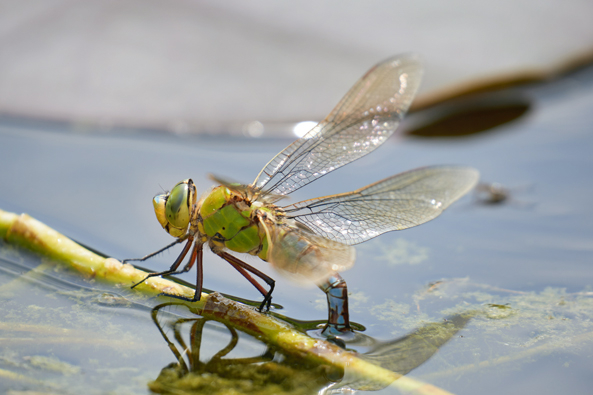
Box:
0;209;454;395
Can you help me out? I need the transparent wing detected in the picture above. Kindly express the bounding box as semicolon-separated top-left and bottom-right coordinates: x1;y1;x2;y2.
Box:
282;166;480;245
252;54;423;198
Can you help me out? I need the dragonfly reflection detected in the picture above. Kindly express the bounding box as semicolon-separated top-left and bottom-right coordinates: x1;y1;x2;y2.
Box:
149;303;473;393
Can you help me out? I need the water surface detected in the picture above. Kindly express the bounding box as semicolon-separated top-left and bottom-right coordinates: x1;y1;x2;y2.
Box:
0;64;592;394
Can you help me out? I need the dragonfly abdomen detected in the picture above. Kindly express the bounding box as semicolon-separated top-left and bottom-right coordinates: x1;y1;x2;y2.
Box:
267;226;356;284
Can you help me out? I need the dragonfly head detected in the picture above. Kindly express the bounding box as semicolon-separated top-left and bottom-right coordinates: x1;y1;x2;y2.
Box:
153;179;195;238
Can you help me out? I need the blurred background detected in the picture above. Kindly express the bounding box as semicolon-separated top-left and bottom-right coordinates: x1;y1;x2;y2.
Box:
1;1;593;394
1;0;592;134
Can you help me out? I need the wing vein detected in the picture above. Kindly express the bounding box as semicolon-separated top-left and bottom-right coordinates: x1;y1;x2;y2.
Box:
251;54;423;200
283;166;480;245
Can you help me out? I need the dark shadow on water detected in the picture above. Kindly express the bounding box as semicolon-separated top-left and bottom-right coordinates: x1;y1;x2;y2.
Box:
406;97;531;138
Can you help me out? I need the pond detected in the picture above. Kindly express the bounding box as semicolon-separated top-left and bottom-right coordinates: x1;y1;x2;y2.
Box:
0;61;592;394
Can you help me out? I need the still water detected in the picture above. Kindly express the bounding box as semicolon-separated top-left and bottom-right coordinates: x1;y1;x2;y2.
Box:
0;63;592;394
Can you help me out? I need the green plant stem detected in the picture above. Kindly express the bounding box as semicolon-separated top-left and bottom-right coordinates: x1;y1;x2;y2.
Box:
0;209;455;395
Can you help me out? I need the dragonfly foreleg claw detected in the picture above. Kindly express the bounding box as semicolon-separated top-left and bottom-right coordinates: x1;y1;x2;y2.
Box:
131;272;161;289
258;291;273;312
157;292;202;303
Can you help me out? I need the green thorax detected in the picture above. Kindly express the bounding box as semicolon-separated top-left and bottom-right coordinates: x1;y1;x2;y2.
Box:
198;186;269;260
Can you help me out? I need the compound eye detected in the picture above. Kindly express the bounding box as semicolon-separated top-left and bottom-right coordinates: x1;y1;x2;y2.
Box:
165;181;190;229
153;194;168;228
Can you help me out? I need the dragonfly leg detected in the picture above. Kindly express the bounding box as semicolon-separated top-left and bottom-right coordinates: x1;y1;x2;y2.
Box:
158;242;205;302
318;273;351;335
217;251;275;312
131;238;194;289
123;238;185;263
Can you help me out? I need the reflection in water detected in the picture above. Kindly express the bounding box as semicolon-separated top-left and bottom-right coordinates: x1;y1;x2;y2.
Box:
148;302;337;394
151;303;277;375
148;303;472;394
320;313;472;394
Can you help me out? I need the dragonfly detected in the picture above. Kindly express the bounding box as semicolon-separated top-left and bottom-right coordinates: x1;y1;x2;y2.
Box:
126;54;479;335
